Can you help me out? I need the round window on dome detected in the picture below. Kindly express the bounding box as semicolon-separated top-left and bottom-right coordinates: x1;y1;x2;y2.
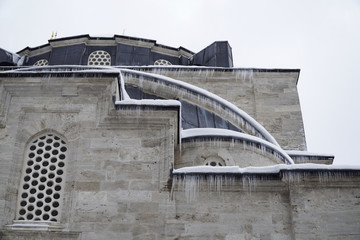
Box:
88;50;111;66
154;59;172;66
33;59;49;66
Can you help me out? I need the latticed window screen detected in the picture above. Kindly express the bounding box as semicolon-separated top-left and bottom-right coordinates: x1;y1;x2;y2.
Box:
16;133;67;222
154;59;172;66
33;59;49;66
87;50;111;66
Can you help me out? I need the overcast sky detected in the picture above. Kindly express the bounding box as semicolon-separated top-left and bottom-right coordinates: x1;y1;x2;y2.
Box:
1;0;359;165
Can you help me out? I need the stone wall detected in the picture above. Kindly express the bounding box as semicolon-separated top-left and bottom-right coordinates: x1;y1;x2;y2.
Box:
1;72;359;239
179;140;284;169
2;172;360;239
289;179;360;239
142;68;306;150
169;175;360;240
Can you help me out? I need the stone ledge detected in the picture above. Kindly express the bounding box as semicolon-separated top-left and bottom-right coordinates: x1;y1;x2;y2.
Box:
0;229;80;240
4;220;64;231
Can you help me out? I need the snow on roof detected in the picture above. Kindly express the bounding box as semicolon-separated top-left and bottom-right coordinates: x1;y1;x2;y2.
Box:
2;65;181;107
285;150;334;158
128;65;301;73
119;68;280;146
173;163;360;174
118;70;130;100
1;47;20;65
182;128;293;164
115;99;181;107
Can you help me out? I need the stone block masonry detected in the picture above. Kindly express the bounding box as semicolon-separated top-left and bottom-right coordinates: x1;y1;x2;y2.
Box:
0;68;358;239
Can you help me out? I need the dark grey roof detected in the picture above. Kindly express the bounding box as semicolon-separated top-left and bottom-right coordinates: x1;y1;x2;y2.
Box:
1;34;234;68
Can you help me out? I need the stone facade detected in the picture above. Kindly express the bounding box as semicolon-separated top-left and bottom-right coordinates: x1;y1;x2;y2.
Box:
139;68;305;151
0;36;359;239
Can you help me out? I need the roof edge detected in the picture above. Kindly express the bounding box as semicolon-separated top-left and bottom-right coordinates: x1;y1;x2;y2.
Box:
16;34;194;56
124;66;301;73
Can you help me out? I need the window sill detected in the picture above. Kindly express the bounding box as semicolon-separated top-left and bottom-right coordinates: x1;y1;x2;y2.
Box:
5;220;64;231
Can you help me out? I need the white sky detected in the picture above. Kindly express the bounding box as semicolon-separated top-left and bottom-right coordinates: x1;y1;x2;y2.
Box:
1;0;359;165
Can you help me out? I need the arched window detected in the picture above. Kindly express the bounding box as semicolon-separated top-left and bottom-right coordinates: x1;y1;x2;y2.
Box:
33;59;49;66
88;50;111;66
154;59;172;66
204;156;225;167
16;132;68;222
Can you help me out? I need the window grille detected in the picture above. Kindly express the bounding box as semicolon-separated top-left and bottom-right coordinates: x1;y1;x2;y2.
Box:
88;50;111;66
154;59;172;66
33;59;49;66
16;133;67;222
204;157;225;167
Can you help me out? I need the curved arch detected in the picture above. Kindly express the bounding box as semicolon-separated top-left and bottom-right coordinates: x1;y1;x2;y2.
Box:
120;68;279;146
182;128;293;165
24;129;68;147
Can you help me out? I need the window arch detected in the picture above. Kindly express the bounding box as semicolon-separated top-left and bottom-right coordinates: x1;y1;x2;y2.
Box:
16;132;68;222
33;59;48;66
88;50;111;66
204;156;226;167
154;59;172;66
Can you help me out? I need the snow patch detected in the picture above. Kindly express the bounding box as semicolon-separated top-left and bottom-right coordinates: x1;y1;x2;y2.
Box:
115;99;181;107
173;163;360;174
2;48;20;65
286;150;334;158
118;71;130;100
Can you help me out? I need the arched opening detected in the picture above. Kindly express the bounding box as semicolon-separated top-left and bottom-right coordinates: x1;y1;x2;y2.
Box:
16;132;68;222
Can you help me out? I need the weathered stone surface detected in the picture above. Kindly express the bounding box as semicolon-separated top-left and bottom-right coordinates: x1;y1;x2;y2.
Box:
147;69;306;150
0;69;358;240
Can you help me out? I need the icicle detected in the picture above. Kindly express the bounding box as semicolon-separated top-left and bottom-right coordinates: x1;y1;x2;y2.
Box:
119;68;280;146
230;138;235;148
242;175;258;193
184;175;201;202
261;145;265;155
118;71;130;100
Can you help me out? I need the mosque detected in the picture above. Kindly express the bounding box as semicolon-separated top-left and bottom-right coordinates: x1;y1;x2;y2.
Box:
0;34;359;239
